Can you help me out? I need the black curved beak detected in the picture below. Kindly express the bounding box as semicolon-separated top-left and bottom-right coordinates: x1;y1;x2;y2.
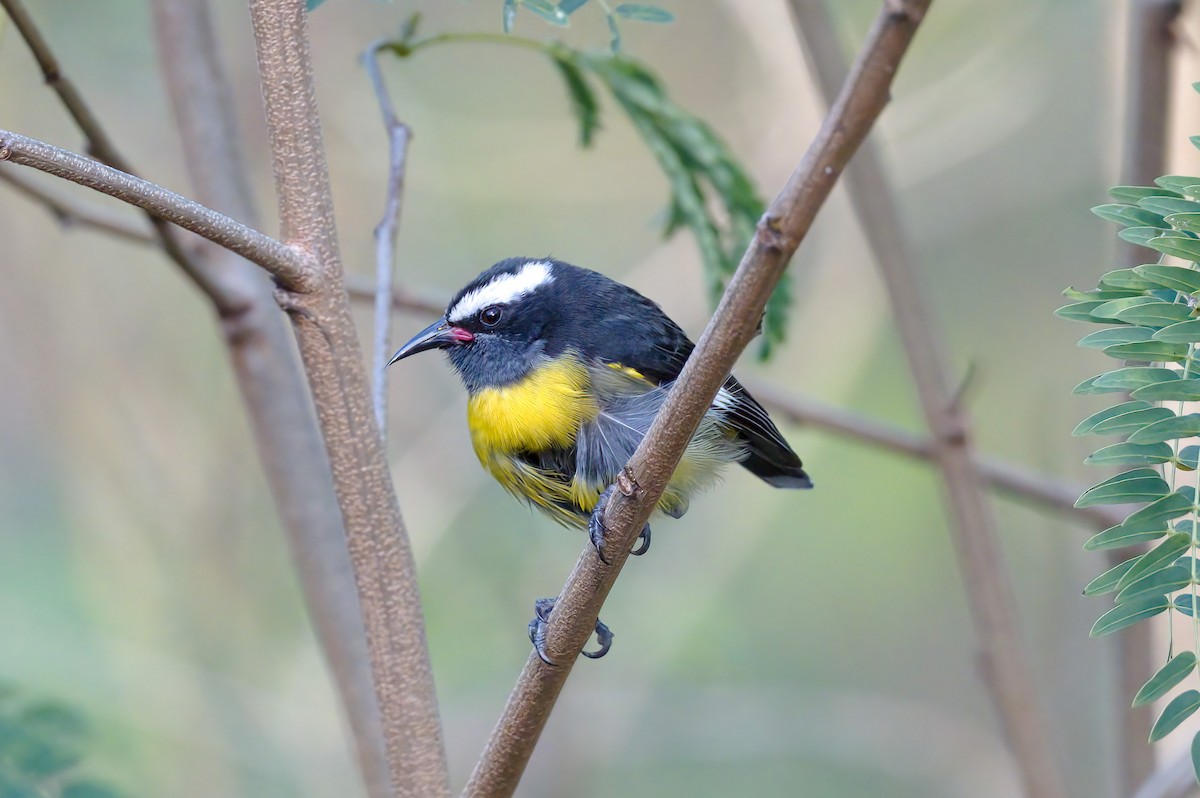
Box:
388;318;459;366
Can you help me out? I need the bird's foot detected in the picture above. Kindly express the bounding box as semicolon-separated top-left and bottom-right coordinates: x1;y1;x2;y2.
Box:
527;596;614;664
588;484;652;564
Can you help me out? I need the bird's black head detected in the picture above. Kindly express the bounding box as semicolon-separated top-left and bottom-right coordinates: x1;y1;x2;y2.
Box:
388;257;582;391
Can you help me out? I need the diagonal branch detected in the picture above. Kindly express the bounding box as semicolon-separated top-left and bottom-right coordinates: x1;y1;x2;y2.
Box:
0;131;317;289
0;167;154;244
463;3;933;796
787;1;1066;795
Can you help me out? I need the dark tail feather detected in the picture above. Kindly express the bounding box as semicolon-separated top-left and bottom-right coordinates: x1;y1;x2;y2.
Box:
740;448;813;489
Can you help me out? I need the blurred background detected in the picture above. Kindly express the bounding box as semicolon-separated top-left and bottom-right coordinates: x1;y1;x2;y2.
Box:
0;0;1193;795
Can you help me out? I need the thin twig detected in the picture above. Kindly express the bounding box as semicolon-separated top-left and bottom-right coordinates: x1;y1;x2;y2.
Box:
247;0;449;795
463;3;933;795
363;39;414;435
787;1;1066;796
743;381;1124;529
344;274;446;317
0;0;233;310
0;167;154;244
1113;3;1183;790
0;130;317;290
150;1;393;796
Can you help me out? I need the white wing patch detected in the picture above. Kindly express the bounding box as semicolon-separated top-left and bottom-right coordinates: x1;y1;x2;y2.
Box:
448;261;555;322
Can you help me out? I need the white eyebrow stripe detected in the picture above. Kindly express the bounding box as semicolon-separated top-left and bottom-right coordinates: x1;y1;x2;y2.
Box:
448;261;555;322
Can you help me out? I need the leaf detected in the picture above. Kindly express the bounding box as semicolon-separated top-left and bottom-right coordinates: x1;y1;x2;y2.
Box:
1115;564;1192;604
1129;414;1200;444
1089;295;1160;321
606;12;622;51
1099;268;1163;291
1073;401;1156;435
305;0;327;10
1111;186;1183;202
548;49;601;147
1157;175;1200;195
1177;594;1198;616
1079;327;1156;349
1134;652;1197;706
1131;378;1200;402
521;0;570;26
1090;595;1170;636
1090;406;1178;436
1135;264;1200;294
559;0;590;13
1093;367;1185;391
1076;472;1171;507
1167;213;1200;234
613;3;675;22
1093;203;1168;228
1056;301;1116;323
1111;301;1194;327
1151;690;1200;742
1149;234;1200;263
503;0;516;32
1117;533;1194;590
1063;287;1146;302
61;782;123;798
1073;374;1129;395
1120;489;1196;529
1122;226;1169;248
1192;730;1200;787
1085;525;1168;551
1103;340;1190;362
1156;319;1200;343
1084;557;1141;596
1140;196;1200;216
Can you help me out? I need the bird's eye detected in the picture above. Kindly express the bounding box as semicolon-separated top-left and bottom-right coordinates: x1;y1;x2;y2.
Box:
479;305;503;327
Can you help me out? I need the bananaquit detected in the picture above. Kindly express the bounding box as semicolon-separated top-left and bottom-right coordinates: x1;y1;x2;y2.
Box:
389;256;811;660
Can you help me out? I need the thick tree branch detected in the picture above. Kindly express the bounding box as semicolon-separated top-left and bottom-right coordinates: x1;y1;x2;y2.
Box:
1113;3;1182;790
247;1;449;795
0;131;317;289
363;40;413;435
787;1;1066;796
150;2;393;796
463;3;933;795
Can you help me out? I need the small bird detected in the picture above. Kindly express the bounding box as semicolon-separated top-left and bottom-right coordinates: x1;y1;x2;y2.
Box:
389;257;811;660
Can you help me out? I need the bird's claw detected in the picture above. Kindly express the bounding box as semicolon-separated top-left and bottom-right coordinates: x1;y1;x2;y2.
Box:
527;597;614;664
589;485;652;563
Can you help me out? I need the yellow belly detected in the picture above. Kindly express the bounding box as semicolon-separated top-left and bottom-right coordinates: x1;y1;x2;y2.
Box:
467;358;596;458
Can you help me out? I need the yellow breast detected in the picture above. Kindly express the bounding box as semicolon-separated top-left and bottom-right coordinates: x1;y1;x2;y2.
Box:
467;357;597;460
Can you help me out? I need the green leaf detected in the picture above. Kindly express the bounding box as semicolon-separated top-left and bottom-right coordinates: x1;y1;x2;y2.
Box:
548;49;601;147
1073;374;1133;396
1176;594;1198;616
1118;533;1194;590
1192;730;1200;787
1063;287;1147;302
1099;268;1163;291
1085;524;1169;551
1131;378;1200;402
1076;472;1171;507
1151;690;1200;741
1083;557;1141;596
1155;319;1200;343
613;3;675;22
1090;295;1160;321
1149;233;1200;263
1093;367;1184;391
606;12;622;51
1134;652;1197;707
1129;413;1200;444
521;0;570;25
1122;226;1169;248
1090;595;1170;636
305;0;326;10
1079;327;1156;349
1073;401;1156;435
1166;213;1200;234
1103;340;1190;362
559;0;590;13
61;782;123;798
1120;489;1196;529
1157;175;1200;195
1140;196;1200;215
1134;263;1200;293
1111;186;1182;202
1116;564;1192;603
1111;301;1194;327
1056;301;1115;323
1093;203;1168;228
503;0;516;32
1181;445;1200;470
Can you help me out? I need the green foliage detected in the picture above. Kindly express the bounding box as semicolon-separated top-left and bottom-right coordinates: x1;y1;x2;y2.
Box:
498;0;673;52
386;14;791;358
0;689;121;798
1067;118;1200;782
